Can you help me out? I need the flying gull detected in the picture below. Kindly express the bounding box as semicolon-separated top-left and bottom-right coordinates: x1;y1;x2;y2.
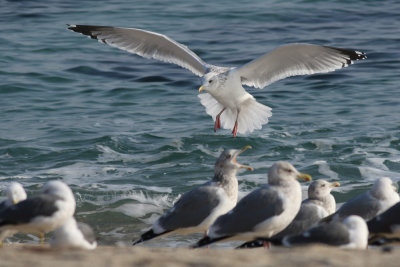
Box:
281;215;369;249
367;201;400;245
0;182;27;247
50;217;97;250
194;161;311;248
133;146;253;245
68;25;366;137
324;177;399;222
237;179;339;248
0;180;76;244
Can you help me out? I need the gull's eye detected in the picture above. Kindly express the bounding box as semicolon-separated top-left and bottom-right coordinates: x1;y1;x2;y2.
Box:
321;184;326;187
285;168;293;173
209;79;213;84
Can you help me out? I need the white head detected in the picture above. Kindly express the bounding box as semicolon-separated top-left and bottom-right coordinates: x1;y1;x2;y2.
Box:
308;180;340;200
371;177;399;200
41;180;76;214
342;215;369;249
41;180;73;198
214;146;253;178
7;182;27;204
267;161;311;185
199;73;223;94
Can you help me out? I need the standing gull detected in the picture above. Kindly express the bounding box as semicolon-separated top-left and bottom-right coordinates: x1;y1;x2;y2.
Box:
281;215;369;249
133;146;253;245
0;182;27;247
50;217;97;250
324;177;399;222
237;179;339;248
367;201;400;245
0;180;76;243
194;161;311;248
68;25;366;137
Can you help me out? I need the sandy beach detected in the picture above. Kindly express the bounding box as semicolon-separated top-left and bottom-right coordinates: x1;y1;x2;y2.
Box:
0;244;398;267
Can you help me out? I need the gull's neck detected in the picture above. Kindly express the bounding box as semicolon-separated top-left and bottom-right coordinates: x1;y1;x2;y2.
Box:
305;194;336;215
212;168;239;201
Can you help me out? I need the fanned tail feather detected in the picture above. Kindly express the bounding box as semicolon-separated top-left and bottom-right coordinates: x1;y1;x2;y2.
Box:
198;93;272;134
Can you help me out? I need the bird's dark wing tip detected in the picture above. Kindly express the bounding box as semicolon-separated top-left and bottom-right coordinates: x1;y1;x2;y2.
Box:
132;229;173;246
192;235;231;248
67;24;107;41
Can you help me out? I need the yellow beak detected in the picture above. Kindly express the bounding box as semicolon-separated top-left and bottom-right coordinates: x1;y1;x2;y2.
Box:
233;145;253;171
198;85;205;92
331;182;340;187
296;173;312;181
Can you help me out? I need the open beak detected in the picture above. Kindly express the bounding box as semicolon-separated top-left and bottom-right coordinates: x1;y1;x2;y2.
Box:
331;182;340;188
296;173;312;181
199;85;205;92
233;145;253;171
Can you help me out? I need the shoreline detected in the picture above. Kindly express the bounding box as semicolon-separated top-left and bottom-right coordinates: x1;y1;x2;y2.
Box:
0;244;399;267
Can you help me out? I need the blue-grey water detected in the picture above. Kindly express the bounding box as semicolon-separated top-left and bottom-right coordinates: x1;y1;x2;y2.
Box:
0;0;399;246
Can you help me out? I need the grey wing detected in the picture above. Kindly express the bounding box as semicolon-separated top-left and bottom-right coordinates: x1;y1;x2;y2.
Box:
236;43;366;89
77;222;97;244
211;186;284;236
274;203;326;239
0;195;59;227
368;202;400;234
0;200;9;212
68;25;209;77
285;221;350;246
336;192;382;221
157;186;223;231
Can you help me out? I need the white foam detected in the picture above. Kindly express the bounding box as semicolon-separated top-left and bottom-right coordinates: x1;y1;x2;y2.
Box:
314;160;339;179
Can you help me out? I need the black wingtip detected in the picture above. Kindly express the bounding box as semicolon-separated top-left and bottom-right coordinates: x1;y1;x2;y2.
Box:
192;236;213;248
192;235;231;248
66;24;105;41
236;237;281;249
132;229;158;246
324;46;367;66
132;229;172;246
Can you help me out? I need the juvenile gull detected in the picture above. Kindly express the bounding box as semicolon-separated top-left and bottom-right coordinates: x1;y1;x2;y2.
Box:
68;25;366;137
194;161;311;248
0;180;76;243
367;201;400;245
325;177;399;222
237;179;339;248
0;182;27;247
281;215;369;249
133;146;253;245
50;217;97;250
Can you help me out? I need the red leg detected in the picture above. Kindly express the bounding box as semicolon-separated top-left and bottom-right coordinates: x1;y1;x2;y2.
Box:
232;110;240;138
214;108;226;132
262;240;271;249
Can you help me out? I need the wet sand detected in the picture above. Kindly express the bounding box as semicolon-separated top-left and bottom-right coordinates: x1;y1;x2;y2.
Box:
0;244;398;267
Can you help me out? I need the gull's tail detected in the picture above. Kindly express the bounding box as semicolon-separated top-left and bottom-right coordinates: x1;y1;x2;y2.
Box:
192;235;232;248
132;229;172;246
236;237;281;249
198;93;272;134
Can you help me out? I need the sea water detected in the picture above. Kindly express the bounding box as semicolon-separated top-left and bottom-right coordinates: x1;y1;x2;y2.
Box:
0;0;399;246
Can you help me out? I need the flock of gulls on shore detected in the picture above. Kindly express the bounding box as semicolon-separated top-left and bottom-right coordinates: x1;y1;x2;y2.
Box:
1;24;399;252
1;148;399;251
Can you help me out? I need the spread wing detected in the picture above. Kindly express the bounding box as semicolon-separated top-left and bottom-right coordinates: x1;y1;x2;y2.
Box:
236;43;366;89
68;24;210;77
